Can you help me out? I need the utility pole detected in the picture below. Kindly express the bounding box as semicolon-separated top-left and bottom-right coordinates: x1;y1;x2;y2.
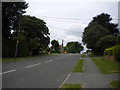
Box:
15;11;22;59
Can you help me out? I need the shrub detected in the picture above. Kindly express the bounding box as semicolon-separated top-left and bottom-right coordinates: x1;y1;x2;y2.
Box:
113;44;120;62
104;44;120;62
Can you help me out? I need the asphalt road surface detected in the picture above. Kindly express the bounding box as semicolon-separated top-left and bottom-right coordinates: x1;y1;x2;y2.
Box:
2;54;80;88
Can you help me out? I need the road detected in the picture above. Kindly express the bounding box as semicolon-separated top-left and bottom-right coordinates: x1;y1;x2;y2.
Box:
2;54;80;88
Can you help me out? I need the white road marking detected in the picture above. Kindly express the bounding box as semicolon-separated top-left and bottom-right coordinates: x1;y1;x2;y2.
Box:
0;69;16;75
25;63;41;68
45;60;53;63
59;72;72;88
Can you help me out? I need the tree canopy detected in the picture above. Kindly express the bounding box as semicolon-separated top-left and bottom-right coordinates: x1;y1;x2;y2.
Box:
91;13;119;35
2;2;28;57
82;13;119;55
2;2;50;57
96;35;117;55
51;40;60;53
65;41;83;53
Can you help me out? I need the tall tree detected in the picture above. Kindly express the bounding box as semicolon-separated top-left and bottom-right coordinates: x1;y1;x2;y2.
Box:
2;2;28;39
91;13;119;35
82;13;119;55
14;15;50;55
82;22;109;54
51;40;60;53
65;41;83;53
2;2;28;57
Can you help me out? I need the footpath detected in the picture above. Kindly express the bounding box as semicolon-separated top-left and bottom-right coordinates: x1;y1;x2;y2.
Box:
62;57;119;88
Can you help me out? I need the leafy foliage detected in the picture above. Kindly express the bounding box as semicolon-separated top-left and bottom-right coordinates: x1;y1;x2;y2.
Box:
2;2;28;57
51;40;60;53
65;41;83;53
92;13;119;35
2;2;50;57
96;35;117;55
104;44;120;62
82;22;109;55
82;13;119;55
16;15;50;55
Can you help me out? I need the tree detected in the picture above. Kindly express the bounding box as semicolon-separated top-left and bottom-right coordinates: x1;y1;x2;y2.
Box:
2;2;28;39
65;41;83;53
2;2;28;57
92;13;119;36
51;40;60;53
96;35;117;55
15;15;50;55
82;13;119;55
82;22;110;55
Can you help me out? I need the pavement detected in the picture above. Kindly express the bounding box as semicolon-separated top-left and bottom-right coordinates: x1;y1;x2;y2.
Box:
63;57;120;88
1;54;80;88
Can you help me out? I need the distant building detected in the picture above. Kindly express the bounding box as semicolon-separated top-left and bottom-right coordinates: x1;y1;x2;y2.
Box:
118;1;120;34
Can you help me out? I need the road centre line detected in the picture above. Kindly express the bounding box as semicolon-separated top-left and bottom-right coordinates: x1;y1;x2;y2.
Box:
25;63;41;68
0;69;16;75
45;60;53;63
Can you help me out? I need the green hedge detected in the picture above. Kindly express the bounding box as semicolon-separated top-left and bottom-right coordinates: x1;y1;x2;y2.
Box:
104;44;120;62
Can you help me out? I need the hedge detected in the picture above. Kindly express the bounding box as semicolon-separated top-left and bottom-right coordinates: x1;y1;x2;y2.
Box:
104;44;120;62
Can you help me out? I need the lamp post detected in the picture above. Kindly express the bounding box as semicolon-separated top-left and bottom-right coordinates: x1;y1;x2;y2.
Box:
15;11;22;59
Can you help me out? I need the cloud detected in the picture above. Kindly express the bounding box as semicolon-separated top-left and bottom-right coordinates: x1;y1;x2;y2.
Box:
25;1;118;51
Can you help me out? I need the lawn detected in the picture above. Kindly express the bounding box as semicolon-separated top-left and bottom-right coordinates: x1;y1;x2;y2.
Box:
80;54;86;58
60;84;82;89
111;81;120;89
2;54;49;63
92;57;120;74
72;59;84;72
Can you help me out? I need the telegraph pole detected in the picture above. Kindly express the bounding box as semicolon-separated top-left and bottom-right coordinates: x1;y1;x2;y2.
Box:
15;11;22;59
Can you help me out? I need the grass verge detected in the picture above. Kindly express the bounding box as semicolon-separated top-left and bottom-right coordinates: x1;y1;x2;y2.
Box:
60;84;82;88
111;81;120;89
88;53;98;58
80;54;86;58
2;54;49;63
72;59;84;72
92;57;120;74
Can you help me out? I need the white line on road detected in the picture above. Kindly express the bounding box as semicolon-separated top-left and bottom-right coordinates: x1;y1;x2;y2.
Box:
59;72;72;88
45;60;53;63
0;69;16;75
25;63;41;68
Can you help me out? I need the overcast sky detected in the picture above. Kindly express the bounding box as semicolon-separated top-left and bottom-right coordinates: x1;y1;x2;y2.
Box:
24;0;119;51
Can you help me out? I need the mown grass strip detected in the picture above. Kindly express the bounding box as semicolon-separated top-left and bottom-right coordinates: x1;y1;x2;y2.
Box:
111;81;120;89
80;54;86;58
72;59;84;72
2;54;49;63
60;84;82;88
92;57;120;74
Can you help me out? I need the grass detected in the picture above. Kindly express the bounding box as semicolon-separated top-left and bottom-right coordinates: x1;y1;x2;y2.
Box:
72;59;84;72
88;53;97;58
92;57;120;74
80;54;86;58
111;81;120;89
60;84;82;89
2;54;49;63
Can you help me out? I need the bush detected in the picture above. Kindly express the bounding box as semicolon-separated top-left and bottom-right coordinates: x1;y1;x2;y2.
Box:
104;44;120;62
113;44;120;62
